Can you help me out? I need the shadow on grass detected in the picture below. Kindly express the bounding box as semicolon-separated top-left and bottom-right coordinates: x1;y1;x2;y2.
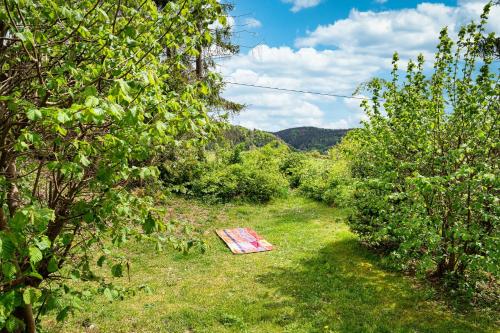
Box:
256;238;495;333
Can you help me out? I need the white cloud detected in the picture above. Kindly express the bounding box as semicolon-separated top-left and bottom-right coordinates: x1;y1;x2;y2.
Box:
282;0;321;13
209;15;235;30
219;1;499;131
375;0;388;3
296;4;452;60
296;2;499;57
219;45;373;131
243;18;262;28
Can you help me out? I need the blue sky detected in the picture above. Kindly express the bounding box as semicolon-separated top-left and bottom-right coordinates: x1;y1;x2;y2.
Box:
230;0;455;48
217;0;499;131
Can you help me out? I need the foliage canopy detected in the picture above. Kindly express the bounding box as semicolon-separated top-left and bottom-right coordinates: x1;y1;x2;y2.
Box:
348;3;499;299
0;0;231;330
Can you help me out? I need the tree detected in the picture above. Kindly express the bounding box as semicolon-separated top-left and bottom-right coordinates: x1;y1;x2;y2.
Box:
0;0;231;331
349;3;499;298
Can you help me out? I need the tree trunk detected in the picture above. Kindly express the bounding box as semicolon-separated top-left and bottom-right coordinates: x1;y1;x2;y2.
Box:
23;304;36;333
196;51;203;78
0;304;36;333
195;21;203;78
3;159;36;332
0;207;7;231
6;160;20;216
435;258;447;278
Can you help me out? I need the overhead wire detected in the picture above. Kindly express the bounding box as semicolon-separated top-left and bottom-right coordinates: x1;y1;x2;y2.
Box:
223;81;372;100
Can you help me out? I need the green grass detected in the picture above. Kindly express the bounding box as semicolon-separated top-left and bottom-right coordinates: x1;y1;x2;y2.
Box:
46;195;498;333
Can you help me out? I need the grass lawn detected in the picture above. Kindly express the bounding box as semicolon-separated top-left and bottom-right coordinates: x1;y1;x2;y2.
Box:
46;195;498;333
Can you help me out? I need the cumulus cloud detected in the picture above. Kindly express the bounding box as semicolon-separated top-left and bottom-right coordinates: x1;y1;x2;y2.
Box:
220;1;499;131
296;4;450;60
296;1;499;58
282;0;322;12
218;45;374;131
243;18;262;28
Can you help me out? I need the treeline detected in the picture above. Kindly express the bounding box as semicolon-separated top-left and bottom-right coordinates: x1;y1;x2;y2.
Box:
274;127;351;152
218;125;280;149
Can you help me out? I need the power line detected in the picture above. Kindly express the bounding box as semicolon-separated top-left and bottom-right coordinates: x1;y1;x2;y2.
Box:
224;81;371;100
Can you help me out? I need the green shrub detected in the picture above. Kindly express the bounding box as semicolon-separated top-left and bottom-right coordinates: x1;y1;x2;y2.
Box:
293;153;352;207
279;152;307;188
192;144;289;203
297;159;330;202
348;179;399;250
192;164;239;202
238;165;288;203
347;7;499;298
159;145;206;194
192;163;288;203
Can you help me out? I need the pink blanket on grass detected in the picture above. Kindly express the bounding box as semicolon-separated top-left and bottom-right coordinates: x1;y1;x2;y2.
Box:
216;228;273;254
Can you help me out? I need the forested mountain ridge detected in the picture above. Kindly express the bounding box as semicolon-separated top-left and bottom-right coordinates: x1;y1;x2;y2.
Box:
221;125;281;148
219;125;350;152
273;127;351;152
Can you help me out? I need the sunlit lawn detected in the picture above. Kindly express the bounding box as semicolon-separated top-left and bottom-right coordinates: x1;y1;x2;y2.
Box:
46;195;498;332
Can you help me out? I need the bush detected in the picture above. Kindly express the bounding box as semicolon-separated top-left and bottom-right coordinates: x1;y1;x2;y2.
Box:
192;144;289;203
280;152;307;188
238;165;288;203
191;164;240;202
348;179;400;250
159;145;206;194
347;7;499;298
289;151;353;207
297;158;331;202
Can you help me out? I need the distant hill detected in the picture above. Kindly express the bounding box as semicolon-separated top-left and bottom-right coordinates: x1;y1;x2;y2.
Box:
217;125;351;153
273;127;351;152
220;125;281;148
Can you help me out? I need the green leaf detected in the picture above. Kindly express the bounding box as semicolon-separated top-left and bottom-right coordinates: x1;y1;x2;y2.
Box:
23;288;41;305
2;262;17;279
85;96;99;107
5;317;22;332
117;79;132;102
10;210;29;231
155;121;167;134
142;213;156;234
56;306;71;322
14;31;34;45
0;236;16;259
35;236;51;251
111;264;123;277
0;290;20;315
70;269;80;280
147;71;156;85
26;271;43;280
200;84;209;95
56;110;70;123
97;255;106;267
77;153;91;167
26;108;42;120
29;246;43;264
47;257;59;273
54;124;67;136
218;15;227;26
78;26;91;38
103;288;113;301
